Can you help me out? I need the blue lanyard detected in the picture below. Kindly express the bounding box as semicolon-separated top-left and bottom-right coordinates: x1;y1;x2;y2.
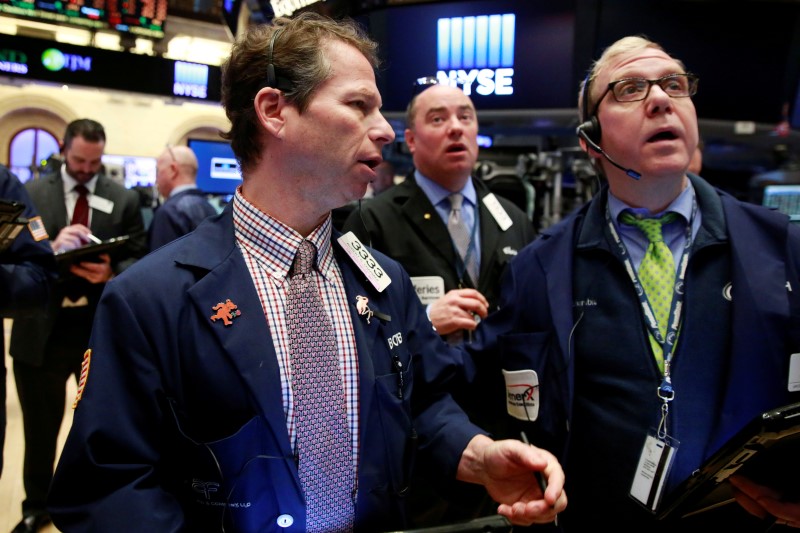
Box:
605;200;696;427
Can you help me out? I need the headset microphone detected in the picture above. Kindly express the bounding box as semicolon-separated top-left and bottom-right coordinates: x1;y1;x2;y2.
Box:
577;121;641;180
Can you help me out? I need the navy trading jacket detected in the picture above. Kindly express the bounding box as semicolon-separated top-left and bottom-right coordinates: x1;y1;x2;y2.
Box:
48;205;484;533
468;174;800;528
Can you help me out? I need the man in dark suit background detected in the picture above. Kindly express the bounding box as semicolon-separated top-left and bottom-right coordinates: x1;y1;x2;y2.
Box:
342;82;537;527
9;119;146;533
148;144;217;251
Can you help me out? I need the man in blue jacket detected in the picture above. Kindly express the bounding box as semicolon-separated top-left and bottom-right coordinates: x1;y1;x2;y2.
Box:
148;144;217;251
0;165;56;479
47;13;567;532
470;35;800;530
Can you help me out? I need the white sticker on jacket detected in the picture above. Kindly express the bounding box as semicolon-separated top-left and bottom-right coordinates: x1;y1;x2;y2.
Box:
789;353;800;392
503;369;539;421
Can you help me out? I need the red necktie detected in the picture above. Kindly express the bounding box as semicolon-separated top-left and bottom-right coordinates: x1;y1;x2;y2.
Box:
71;184;89;226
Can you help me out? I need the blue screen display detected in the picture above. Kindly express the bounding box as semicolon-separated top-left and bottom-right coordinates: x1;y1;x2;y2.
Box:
188;139;242;196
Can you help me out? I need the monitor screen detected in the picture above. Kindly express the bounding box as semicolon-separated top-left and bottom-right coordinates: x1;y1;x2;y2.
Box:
0;0;168;39
362;0;576;112
188;139;242;196
102;154;157;189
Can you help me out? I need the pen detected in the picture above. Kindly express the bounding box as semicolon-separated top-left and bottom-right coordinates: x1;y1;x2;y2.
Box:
86;233;103;244
521;431;559;526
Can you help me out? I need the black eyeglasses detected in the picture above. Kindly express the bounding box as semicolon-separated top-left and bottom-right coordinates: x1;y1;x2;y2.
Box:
595;73;699;113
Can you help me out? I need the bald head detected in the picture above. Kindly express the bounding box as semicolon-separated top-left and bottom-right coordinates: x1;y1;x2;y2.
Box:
156;145;200;198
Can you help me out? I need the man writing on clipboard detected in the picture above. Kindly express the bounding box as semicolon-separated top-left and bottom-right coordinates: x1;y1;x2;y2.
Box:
8;119;146;533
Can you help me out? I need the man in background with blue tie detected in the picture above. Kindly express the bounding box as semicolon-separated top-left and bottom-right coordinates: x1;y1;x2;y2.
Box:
343;81;536;526
468;35;800;530
9;119;146;533
47;13;566;533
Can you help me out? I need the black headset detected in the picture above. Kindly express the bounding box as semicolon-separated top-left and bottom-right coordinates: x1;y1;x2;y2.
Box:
578;72;602;145
265;28;283;89
576;71;642;180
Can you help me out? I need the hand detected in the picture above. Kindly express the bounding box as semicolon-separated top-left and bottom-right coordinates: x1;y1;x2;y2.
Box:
70;253;114;284
457;435;567;526
730;474;800;527
429;288;489;335
52;224;93;253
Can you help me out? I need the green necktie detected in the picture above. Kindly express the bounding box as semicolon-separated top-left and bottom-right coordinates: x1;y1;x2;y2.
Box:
620;211;679;373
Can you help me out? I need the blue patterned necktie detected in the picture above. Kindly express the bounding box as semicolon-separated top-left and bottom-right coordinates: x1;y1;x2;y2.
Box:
620;212;679;372
447;192;479;285
286;240;355;532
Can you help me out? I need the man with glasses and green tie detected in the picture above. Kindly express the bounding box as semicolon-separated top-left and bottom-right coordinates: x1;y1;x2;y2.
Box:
466;35;800;530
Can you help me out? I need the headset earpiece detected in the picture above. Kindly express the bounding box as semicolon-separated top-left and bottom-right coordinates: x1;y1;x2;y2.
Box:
265;28;283;89
579;73;602;144
580;116;602;145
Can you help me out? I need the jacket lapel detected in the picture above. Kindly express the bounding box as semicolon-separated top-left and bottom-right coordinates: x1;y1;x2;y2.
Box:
184;213;293;455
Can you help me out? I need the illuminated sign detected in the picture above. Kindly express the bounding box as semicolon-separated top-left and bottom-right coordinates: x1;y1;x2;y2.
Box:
173;61;209;99
436;14;515;97
41;48;92;72
0;48;28;74
270;0;324;17
0;33;222;101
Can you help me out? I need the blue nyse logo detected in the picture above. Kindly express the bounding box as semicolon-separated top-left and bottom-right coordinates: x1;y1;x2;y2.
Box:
173;61;208;99
436;14;515;96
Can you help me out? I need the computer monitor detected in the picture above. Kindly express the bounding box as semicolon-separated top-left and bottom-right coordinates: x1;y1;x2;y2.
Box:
101;154;158;189
187;138;242;196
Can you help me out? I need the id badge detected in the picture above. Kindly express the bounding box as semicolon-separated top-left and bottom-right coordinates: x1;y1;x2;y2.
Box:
630;429;679;513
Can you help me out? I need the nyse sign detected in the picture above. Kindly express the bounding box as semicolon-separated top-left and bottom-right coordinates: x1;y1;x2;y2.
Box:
435;68;514;97
437;14;515;97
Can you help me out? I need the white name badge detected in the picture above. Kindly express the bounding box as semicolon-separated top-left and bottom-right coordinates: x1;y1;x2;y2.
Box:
410;276;445;305
88;195;114;214
502;369;539;421
789;353;800;392
630;432;678;512
482;193;513;231
337;231;391;292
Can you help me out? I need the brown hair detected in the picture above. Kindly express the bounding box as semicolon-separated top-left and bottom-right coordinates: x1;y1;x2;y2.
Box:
220;12;379;173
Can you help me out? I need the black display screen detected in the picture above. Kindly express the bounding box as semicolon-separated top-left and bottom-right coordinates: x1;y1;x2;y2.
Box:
0;33;222;101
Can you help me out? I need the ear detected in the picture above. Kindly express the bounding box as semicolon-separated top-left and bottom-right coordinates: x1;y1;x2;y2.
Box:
404;128;416;154
254;87;285;139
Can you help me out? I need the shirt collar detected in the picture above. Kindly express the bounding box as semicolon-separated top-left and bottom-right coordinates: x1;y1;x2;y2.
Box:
61;165;99;195
609;181;696;225
169;184;198;197
232;189;335;282
414;170;477;208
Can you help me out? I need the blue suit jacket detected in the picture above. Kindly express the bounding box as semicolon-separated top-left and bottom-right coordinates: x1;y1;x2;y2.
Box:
148;188;218;251
470;174;800;526
48;206;483;532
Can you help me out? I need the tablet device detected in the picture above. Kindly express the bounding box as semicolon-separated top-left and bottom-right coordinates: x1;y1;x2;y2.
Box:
383;515;512;533
657;401;800;520
0;198;28;252
54;235;131;264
